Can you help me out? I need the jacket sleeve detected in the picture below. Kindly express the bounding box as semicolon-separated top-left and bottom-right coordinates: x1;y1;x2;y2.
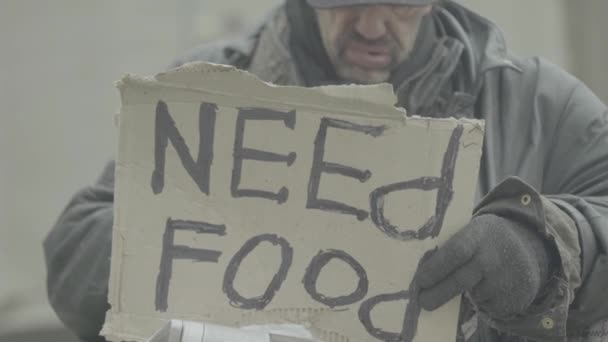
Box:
41;40;254;340
44;161;115;341
543;80;608;335
476;63;608;341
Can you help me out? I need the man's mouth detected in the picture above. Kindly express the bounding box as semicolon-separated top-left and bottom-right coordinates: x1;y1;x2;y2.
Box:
343;41;392;70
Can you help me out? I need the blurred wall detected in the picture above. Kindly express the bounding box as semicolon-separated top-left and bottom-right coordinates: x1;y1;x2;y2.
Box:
465;0;573;70
0;0;606;340
0;0;278;338
466;0;608;103
0;1;180;337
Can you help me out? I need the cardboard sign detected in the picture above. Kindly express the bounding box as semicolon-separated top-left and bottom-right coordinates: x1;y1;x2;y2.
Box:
102;62;484;342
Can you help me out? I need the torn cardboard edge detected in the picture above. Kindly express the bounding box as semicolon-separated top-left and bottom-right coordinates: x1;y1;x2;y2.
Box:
104;61;485;342
117;62;484;130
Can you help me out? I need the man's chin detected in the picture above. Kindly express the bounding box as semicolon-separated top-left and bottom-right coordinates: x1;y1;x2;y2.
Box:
336;65;391;85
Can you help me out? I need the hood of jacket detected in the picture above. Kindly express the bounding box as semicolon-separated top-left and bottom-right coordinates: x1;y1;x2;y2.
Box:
173;0;522;117
244;0;523;117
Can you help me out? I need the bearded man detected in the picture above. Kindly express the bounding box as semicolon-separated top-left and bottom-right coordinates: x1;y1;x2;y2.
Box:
44;1;608;341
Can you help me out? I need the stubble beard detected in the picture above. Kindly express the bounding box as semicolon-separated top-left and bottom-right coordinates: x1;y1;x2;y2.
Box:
329;21;423;85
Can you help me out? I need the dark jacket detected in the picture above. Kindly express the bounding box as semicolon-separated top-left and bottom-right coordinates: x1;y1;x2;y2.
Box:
44;1;608;341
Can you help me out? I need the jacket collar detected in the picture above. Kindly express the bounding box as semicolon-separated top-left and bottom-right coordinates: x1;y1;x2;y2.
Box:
437;1;523;74
244;0;522;107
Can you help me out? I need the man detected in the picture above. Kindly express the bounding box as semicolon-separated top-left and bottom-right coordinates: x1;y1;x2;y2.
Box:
44;0;608;341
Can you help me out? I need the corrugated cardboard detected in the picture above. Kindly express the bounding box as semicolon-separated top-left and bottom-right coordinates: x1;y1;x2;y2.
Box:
102;62;485;342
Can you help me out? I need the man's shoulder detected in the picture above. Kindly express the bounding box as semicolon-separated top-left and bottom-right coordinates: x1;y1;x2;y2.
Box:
494;54;583;101
168;6;285;70
169;36;258;70
486;54;605;127
512;55;578;83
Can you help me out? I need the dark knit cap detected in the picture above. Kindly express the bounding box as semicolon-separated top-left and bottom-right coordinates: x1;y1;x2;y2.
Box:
307;0;435;8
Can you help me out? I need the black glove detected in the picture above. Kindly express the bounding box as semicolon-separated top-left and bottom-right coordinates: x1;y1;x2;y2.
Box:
416;214;555;319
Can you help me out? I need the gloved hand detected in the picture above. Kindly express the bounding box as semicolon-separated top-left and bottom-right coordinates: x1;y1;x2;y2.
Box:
416;214;556;319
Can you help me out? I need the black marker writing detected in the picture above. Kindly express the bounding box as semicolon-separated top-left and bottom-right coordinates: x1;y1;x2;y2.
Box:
151;101;218;195
307;118;386;221
223;234;293;310
369;125;463;240
155;218;226;312
358;249;435;342
231;108;297;204
303;249;369;308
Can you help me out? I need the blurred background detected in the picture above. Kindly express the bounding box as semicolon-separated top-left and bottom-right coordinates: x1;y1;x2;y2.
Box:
0;0;607;341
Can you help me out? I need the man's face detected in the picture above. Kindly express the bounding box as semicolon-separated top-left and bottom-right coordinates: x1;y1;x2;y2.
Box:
316;5;432;84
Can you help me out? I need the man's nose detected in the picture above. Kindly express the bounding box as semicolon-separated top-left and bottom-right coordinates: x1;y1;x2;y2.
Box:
354;6;390;41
